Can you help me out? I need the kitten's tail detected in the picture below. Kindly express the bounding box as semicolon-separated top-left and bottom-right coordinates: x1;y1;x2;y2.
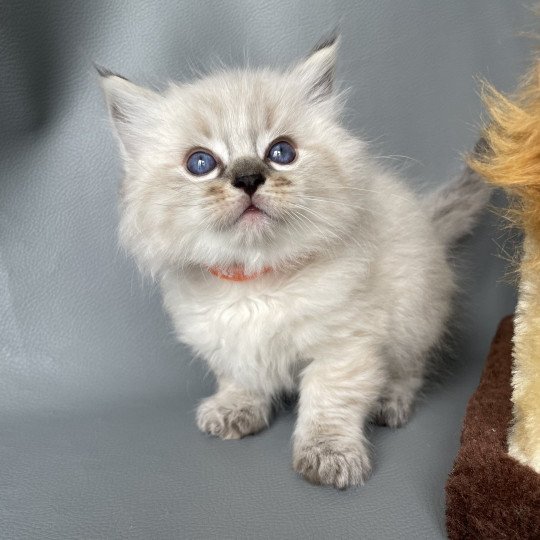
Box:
425;141;492;246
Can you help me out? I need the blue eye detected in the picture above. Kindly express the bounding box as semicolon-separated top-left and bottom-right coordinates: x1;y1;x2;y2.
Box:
267;141;296;165
186;151;217;175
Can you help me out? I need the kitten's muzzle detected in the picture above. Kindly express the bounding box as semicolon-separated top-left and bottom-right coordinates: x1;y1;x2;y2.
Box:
232;173;265;196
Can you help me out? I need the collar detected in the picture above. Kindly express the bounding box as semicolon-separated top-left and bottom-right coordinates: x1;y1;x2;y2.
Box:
208;265;272;282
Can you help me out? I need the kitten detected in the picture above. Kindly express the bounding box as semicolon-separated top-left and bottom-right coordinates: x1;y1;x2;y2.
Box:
99;35;489;489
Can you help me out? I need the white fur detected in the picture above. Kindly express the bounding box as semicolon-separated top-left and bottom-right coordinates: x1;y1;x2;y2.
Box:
100;37;486;488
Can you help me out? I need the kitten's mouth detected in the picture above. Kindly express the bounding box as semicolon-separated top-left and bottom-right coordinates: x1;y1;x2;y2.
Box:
237;203;269;223
242;204;263;216
229;198;275;231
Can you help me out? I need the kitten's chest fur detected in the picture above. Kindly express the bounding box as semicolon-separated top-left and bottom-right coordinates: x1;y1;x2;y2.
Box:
160;262;369;390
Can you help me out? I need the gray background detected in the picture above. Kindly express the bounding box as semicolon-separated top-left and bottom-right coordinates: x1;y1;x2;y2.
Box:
0;1;531;538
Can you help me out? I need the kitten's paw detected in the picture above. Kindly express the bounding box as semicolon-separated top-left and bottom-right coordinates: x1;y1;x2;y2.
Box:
372;394;413;428
196;395;269;440
293;438;372;489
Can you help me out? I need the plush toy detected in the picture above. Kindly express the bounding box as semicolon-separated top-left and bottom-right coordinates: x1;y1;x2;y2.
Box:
470;63;540;473
445;63;540;540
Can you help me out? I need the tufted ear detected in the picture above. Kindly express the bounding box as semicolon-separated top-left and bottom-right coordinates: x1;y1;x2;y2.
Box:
97;65;162;160
293;32;340;103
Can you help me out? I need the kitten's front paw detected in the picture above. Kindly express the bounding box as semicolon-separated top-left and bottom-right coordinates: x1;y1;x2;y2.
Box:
293;438;372;489
196;395;269;440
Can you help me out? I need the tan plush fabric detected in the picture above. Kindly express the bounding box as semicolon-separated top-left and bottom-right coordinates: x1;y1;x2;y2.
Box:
470;67;540;471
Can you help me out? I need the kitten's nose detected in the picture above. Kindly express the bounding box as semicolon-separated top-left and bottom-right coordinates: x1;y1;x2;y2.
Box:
232;173;265;196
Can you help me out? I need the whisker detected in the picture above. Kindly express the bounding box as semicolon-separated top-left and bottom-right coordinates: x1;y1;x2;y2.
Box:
316;185;414;203
376;154;424;167
297;196;385;218
286;202;364;250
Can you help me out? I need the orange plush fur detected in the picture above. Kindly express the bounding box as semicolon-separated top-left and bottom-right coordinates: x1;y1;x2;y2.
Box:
470;64;540;472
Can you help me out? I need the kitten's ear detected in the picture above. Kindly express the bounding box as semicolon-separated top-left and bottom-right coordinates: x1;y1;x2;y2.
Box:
293;32;340;102
97;65;162;159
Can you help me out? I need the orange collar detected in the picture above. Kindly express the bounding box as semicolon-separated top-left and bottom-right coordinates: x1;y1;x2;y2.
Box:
208;265;272;282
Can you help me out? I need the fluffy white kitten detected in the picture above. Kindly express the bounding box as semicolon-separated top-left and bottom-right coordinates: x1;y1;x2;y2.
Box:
99;35;489;488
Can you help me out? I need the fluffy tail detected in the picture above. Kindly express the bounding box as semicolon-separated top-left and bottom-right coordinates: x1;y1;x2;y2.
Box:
425;143;492;246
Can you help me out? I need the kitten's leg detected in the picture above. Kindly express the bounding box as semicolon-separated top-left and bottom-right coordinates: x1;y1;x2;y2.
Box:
196;378;273;440
293;340;386;489
371;371;424;428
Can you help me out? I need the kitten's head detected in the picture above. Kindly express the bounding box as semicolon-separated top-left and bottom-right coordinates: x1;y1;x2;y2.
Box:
100;35;369;276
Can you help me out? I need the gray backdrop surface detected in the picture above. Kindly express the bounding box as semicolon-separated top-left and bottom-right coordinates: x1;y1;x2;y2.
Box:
0;1;531;538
